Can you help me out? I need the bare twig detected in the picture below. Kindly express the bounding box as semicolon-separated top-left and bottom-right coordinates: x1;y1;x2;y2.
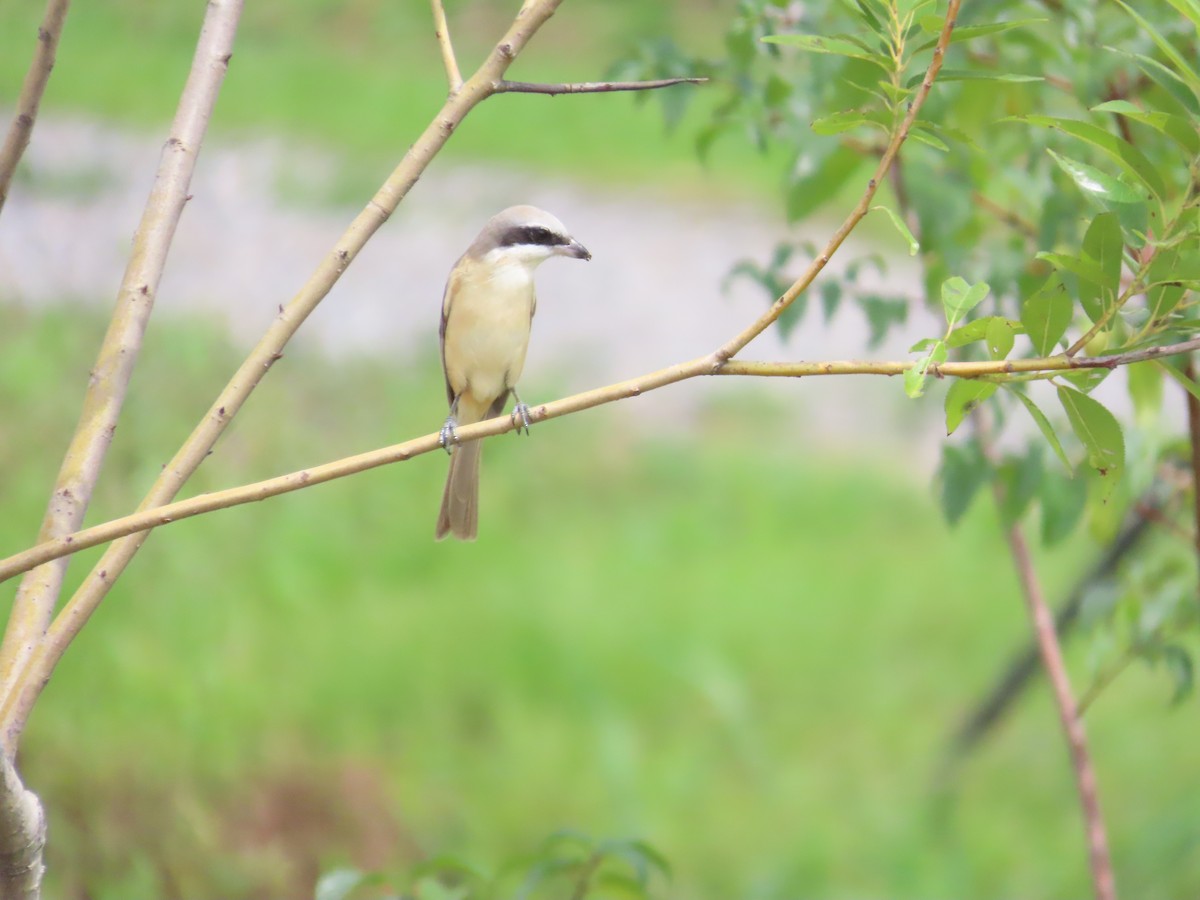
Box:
1002;521;1117;900
496;77;707;95
430;0;462;93
0;0;70;217
0;0;244;709
0;0;697;753
7;335;1200;585
713;0;961;364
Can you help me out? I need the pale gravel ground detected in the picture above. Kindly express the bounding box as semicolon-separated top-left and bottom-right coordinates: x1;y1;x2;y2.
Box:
0;116;949;461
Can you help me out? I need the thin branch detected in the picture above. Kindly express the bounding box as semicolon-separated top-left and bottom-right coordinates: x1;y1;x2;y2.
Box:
7;336;1200;585
0;0;70;218
1001;520;1117;900
430;0;462;93
0;0;243;709
0;0;582;753
1183;358;1200;601
713;0;962;364
0;754;44;899
496;77;707;95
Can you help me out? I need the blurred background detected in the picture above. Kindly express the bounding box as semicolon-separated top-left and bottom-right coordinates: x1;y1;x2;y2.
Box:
0;1;1197;898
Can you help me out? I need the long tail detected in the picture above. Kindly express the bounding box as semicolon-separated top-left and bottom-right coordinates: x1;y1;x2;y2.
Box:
435;440;482;541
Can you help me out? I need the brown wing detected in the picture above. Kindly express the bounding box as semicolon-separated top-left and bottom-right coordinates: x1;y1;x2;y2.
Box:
438;263;463;409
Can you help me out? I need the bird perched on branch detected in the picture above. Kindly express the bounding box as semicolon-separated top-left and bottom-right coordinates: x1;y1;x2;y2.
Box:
435;205;591;541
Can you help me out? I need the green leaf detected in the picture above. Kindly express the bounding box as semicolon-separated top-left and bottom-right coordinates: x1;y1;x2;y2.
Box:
986;316;1017;359
1057;386;1125;484
917;17;1047;43
859;295;907;348
945;379;997;435
871;205;919;256
1045;150;1144;207
1007;387;1071;470
908;126;949;152
939;442;987;525
1157;358;1200;404
1035;250;1107;287
1079;212;1124;323
1127;361;1163;422
763;33;891;70
908;69;1042;87
906;340;946;398
946;316;1023;349
315;869;381;900
1016;115;1166;199
1021;273;1072;356
941;276;990;327
811;109;880;135
787;149;866;220
1090;100;1200;155
1060;368;1111;393
1147;246;1200;318
1113;1;1200;104
1039;465;1087;545
1161;644;1195;705
996;446;1044;526
1108;48;1200;115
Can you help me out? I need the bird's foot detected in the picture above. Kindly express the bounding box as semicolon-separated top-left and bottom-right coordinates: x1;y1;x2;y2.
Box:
511;402;532;436
438;416;459;454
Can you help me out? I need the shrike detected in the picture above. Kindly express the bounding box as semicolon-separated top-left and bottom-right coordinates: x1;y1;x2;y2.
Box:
435;205;591;541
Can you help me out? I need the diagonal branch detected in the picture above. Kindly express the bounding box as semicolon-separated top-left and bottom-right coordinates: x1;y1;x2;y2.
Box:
430;0;462;93
0;0;244;708
5;335;1200;585
0;0;70;218
496;77;707;95
0;0;636;754
713;0;961;365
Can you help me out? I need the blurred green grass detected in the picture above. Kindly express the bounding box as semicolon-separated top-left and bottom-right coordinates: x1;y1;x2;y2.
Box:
0;0;783;200
2;304;1198;898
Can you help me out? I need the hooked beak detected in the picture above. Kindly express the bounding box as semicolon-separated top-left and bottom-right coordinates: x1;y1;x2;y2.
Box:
562;239;591;261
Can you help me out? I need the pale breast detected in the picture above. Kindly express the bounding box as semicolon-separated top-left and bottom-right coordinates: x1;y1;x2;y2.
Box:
442;262;537;402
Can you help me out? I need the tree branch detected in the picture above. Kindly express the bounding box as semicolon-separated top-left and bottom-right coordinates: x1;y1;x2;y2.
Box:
1183;358;1200;600
430;0;462;93
0;0;70;218
712;0;961;364
495;77;707;95
0;0;244;710
1001;519;1117;900
6;336;1200;586
0;0;636;753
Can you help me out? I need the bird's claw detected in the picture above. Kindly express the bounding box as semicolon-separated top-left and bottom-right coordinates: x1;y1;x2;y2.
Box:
511;402;532;436
438;416;459;454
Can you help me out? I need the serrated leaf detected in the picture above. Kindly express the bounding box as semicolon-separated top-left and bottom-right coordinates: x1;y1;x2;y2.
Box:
1021;273;1072;356
945;379;997;434
871;204;919;256
941;276;990;327
1007;387;1071;470
1057;386;1124;485
1039;465;1087;544
906;340;946;399
940;441;987;525
1079;212;1124;323
1046;150;1145;206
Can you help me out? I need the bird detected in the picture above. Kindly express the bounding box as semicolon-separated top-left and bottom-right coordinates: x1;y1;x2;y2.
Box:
435;205;591;541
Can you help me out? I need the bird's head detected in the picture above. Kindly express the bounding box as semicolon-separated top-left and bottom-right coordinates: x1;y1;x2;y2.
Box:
473;205;591;269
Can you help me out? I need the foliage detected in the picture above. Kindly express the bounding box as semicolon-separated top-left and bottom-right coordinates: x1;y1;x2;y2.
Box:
316;832;669;900
622;0;1200;712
